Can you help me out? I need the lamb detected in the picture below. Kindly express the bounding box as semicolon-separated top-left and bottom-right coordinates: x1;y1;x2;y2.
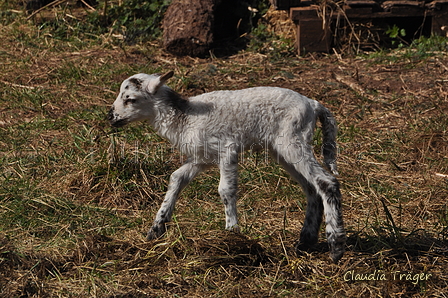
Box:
107;71;346;262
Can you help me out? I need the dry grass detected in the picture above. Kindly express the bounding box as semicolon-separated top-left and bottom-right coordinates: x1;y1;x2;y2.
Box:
1;1;448;297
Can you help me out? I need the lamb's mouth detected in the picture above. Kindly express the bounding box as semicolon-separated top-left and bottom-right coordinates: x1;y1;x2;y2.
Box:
110;118;129;128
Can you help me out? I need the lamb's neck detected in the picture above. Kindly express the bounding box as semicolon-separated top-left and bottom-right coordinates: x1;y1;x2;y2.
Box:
151;95;189;146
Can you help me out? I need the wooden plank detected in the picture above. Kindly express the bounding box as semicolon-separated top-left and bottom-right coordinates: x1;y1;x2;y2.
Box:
290;6;319;21
389;6;424;14
431;11;448;35
344;6;373;17
296;18;331;54
345;0;378;7
288;0;448;53
382;0;425;8
271;0;302;10
345;0;380;15
339;10;427;18
426;0;448;10
290;5;331;54
382;0;425;12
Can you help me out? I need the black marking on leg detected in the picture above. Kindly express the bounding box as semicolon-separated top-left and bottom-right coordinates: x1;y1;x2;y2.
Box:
300;201;323;246
327;231;346;263
322;145;335;160
146;223;167;240
317;178;341;207
298;229;319;249
297;180;323;253
317;178;330;192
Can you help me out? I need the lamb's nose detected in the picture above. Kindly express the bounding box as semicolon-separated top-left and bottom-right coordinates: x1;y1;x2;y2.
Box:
107;108;114;121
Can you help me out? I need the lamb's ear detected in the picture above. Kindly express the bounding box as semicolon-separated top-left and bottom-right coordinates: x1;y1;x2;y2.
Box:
159;71;174;83
144;71;174;94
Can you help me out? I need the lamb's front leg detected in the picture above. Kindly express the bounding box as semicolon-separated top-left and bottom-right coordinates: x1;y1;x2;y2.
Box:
147;162;207;240
218;149;240;232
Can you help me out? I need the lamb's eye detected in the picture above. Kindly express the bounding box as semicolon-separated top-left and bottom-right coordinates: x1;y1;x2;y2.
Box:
124;97;136;105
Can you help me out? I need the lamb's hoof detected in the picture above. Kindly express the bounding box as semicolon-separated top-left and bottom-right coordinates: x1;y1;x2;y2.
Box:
295;241;312;253
146;223;166;240
295;231;319;258
330;247;344;263
227;225;241;234
329;241;345;263
295;239;317;258
297;230;319;251
328;234;346;263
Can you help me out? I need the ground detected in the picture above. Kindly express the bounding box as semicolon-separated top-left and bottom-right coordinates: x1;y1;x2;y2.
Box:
0;2;447;297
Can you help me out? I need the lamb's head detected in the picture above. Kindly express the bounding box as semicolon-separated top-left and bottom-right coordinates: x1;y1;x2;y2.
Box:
108;71;174;127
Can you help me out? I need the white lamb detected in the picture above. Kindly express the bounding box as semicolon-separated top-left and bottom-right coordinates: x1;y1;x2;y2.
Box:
108;71;346;262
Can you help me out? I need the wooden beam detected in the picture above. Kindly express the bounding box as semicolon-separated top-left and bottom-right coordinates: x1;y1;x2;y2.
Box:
290;6;320;21
296;19;331;54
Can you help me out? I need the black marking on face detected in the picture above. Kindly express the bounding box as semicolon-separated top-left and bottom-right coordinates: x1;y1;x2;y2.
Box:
129;78;142;89
110;118;128;128
122;94;137;105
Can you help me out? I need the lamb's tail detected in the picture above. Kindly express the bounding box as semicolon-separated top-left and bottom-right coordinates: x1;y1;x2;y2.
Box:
316;104;339;176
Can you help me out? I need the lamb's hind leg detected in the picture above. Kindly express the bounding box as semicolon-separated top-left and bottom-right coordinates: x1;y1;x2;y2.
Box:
316;174;345;262
147;161;208;240
276;149;345;262
277;156;323;248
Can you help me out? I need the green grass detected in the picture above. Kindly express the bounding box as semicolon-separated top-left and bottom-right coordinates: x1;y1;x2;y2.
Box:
362;35;448;65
